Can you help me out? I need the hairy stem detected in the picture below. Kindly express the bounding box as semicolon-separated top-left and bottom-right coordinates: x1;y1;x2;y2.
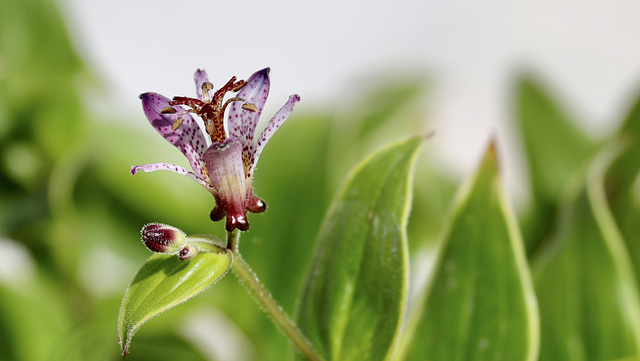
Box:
227;230;324;361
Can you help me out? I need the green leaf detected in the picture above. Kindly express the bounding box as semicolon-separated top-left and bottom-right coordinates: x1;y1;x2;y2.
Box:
296;136;423;361
400;142;539;361
515;76;599;253
533;144;640;361
606;90;640;285
118;250;232;357
516;76;597;199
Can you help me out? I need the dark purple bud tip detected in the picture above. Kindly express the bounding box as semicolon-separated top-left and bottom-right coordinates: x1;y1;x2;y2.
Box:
246;196;267;213
141;223;186;254
178;244;199;261
210;205;226;222
226;214;249;232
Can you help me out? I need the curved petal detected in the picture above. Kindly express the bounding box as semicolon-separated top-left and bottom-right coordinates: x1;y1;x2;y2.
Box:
140;92;208;180
194;69;212;101
130;163;214;190
227;68;270;164
202;140;250;231
248;94;301;178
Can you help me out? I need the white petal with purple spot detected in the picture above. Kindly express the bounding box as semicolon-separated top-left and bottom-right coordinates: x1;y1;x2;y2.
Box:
227;68;270;165
140;92;209;180
130;163;213;190
249;94;300;177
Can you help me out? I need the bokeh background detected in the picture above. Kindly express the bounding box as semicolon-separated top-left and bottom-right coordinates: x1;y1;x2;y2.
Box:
1;0;640;360
61;0;640;198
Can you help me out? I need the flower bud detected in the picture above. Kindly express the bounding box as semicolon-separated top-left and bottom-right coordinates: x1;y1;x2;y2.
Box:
178;244;199;261
141;223;187;254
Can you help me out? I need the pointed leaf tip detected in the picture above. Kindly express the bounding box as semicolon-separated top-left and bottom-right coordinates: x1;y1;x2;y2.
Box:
483;138;500;171
515;75;596;199
401;136;538;361
486;137;497;155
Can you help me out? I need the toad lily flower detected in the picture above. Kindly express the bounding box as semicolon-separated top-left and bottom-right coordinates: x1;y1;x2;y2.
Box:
130;68;300;231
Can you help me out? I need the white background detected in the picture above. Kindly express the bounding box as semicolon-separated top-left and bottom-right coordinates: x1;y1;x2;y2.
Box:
62;0;640;200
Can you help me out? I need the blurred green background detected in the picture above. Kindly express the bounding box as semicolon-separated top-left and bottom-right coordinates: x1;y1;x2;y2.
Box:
0;1;437;360
2;0;640;360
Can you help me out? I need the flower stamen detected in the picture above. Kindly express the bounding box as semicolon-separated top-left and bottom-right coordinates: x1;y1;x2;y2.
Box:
242;103;258;112
172;117;184;131
201;81;214;103
160;107;177;114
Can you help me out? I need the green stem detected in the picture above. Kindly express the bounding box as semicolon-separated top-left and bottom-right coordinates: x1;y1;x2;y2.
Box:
227;230;325;361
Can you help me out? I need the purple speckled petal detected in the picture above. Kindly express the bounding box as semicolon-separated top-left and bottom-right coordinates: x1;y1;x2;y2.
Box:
248;94;300;178
130;163;214;190
140;92;208;180
227;68;270;165
194;69;212;100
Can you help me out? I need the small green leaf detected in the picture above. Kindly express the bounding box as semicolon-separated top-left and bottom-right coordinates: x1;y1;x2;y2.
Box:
296;137;423;361
400;142;539;361
118;250;232;356
533;144;640;361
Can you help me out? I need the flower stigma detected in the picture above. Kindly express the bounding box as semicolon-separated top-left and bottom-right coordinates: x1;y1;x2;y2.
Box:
168;76;254;145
